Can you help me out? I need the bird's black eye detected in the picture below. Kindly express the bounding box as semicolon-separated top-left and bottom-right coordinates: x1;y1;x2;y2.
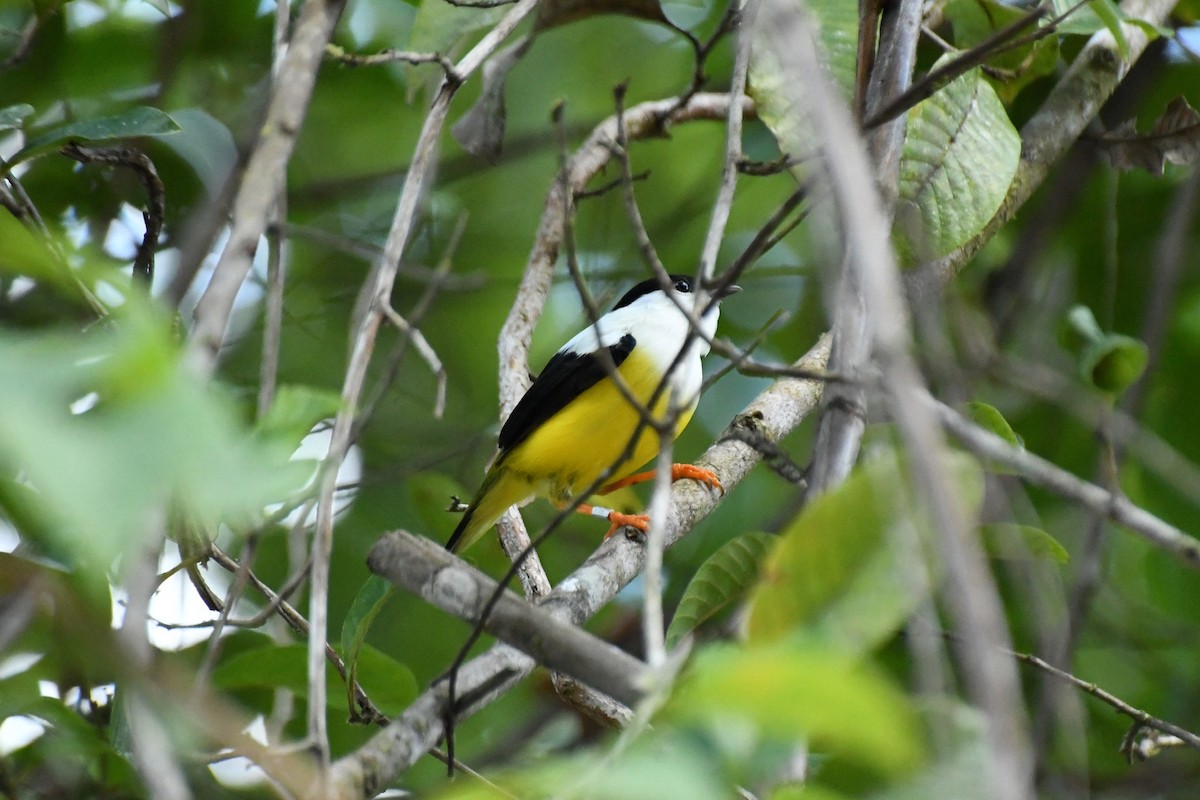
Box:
673;278;692;293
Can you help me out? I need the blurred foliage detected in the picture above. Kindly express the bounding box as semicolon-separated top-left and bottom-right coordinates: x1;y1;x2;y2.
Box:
1;0;1200;799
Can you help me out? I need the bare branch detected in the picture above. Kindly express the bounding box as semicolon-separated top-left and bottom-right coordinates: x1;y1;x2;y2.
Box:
325;44;458;78
369;531;648;706
929;395;1200;568
60;143;165;287
188;0;348;374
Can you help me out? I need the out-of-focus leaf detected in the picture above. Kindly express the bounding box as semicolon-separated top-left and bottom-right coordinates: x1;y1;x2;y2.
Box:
748;0;858;161
943;0;1059;103
964;400;1023;474
895;63;1020;264
0;212;85;301
0;103;35;132
340;574;397;714
871;700;991;800
1063;305;1148;394
0;303;311;568
746;452;984;650
12;106;181;167
1052;0;1129;54
965;401;1021;448
154;107;237;196
1100;97;1200;174
351;644;418;717
668;643;924;777
255;384;343;447
981;523;1070;563
438;736;727;800
666;531;775;648
213;644;330;705
1082;334;1148;394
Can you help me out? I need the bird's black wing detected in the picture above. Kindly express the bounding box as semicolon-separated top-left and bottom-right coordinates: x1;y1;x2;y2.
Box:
497;333;636;454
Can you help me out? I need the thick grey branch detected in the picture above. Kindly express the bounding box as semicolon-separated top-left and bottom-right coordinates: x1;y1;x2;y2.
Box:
368;531;648;705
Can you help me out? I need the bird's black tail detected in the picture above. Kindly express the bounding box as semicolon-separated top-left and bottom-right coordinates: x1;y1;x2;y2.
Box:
445;504;476;553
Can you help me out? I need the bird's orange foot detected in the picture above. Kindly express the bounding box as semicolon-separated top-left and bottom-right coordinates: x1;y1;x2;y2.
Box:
671;463;724;495
598;463;725;495
603;511;651;540
575;503;651;539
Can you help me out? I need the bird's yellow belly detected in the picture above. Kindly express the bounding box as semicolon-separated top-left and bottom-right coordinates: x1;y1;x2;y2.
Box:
502;348;696;503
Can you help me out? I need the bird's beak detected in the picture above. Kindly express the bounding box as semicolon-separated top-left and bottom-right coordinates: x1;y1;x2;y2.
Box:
715;284;742;299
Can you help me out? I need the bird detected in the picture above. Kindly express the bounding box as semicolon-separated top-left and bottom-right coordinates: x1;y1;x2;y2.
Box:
445;274;739;553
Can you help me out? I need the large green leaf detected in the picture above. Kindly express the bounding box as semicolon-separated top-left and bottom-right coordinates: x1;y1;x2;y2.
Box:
668;642;924;777
665;531;775;649
11;106;181;168
748;0;858;159
895;64;1019;264
746;452;984;652
0;303;311;568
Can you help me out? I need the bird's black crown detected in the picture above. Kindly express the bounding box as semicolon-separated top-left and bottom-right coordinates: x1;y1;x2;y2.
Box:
612;274;694;310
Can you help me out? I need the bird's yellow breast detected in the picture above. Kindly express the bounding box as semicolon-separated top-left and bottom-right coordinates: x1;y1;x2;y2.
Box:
500;347;696;503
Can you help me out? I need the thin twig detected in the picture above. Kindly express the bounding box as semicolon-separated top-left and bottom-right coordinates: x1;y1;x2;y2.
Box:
326;44;457;78
930;394;1200;568
60;142;165;287
304;0;542;765
188;0;349;374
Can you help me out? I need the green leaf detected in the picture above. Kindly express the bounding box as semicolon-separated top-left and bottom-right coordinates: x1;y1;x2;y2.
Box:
666;531;776;649
668;642;924;777
255;384;343;447
1082;334;1148;395
351;644;418;717
1052;0;1129;55
213;644;322;702
0;302;311;568
748;0;858;162
340;574;396;715
12;106;181;167
746;452;984;652
0;212;84;299
895;64;1020;264
943;0;1059;103
0;103;35;132
980;523;1069;563
1063;306;1148;394
440;736;728;800
964;401;1022;474
964;401;1021;448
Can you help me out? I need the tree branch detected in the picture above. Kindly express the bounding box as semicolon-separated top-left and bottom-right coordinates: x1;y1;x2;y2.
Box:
929;394;1200;568
187;0;348;374
368;531;648;705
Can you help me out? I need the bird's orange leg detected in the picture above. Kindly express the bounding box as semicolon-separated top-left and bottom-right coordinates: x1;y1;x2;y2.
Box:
598;463;725;496
574;503;651;539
